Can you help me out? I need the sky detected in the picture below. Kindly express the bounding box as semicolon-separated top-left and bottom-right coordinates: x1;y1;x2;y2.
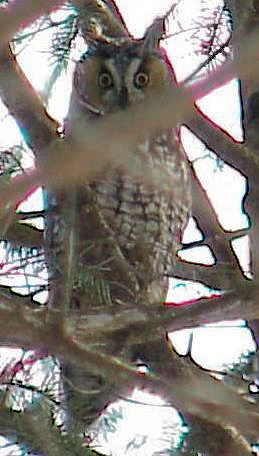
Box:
0;1;257;455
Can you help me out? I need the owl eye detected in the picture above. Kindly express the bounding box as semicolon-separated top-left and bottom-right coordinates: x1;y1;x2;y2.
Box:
98;72;113;88
134;71;149;88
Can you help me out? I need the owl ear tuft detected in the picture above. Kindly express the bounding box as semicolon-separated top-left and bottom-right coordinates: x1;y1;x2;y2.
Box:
142;17;166;50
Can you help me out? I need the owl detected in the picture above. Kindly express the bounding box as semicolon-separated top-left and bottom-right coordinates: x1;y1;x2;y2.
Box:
53;10;192;430
63;33;191;310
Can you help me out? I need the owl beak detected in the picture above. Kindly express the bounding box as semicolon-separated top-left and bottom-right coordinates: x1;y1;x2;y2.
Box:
117;86;128;109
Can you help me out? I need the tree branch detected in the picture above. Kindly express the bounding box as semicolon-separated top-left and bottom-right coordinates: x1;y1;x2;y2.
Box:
0;0;66;41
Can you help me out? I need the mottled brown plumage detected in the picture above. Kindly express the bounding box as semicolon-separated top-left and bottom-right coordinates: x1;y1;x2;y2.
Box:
65;39;191;309
51;19;191;430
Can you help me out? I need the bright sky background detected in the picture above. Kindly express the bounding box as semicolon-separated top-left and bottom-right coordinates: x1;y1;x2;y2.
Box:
0;1;257;455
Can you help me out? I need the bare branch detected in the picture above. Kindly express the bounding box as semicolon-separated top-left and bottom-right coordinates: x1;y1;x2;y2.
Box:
3;220;43;247
0;44;58;162
0;0;66;41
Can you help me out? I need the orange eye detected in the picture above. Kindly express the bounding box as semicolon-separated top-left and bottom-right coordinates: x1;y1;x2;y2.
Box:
98;72;113;88
134;72;149;88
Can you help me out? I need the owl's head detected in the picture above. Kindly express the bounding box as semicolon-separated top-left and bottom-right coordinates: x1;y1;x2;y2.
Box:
73;33;172;115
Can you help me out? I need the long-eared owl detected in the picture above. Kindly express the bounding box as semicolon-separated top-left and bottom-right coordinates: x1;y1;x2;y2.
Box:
64;26;191;310
57;11;192;430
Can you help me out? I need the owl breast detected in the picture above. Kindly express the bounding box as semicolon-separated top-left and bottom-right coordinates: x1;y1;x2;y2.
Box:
75;130;191;307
